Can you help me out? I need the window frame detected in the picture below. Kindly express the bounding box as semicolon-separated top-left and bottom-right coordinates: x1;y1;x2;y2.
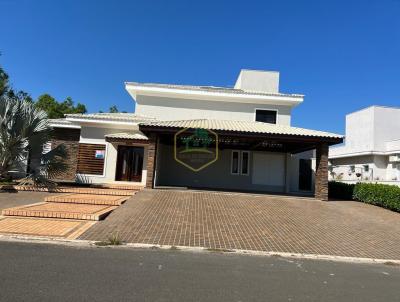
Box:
231;150;240;175
231;150;250;176
254;108;278;124
240;151;250;176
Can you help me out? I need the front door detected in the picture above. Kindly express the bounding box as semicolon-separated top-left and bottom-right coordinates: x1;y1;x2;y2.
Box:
115;146;144;182
298;159;312;191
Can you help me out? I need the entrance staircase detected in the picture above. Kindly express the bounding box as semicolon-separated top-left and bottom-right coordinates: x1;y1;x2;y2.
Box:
1;184;141;221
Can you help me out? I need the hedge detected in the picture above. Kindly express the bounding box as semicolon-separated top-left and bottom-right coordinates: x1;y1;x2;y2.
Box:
328;181;355;200
353;183;400;212
328;181;400;212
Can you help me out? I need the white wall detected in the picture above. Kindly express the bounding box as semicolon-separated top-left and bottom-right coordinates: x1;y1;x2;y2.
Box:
135;95;292;125
252;153;285;186
234;70;279;93
330;106;400;156
329;155;389;181
339;107;375;154
77;125;148;185
373;106;400;151
329;106;400;182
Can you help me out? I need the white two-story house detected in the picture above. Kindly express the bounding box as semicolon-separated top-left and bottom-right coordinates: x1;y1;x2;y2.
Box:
49;70;342;200
329;106;400;185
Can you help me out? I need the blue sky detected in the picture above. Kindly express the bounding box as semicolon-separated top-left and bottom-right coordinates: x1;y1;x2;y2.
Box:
1;0;399;134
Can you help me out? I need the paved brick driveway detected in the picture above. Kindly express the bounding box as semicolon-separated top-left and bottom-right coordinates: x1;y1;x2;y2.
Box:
80;189;400;260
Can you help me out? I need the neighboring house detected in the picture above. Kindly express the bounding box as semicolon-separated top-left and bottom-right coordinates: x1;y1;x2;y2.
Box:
48;69;342;200
329;106;400;185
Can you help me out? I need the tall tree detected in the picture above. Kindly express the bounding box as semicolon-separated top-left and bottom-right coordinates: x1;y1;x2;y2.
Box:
0;62;32;102
0;66;9;97
35;94;87;119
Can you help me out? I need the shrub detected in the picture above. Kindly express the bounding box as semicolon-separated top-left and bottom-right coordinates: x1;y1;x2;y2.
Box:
353;183;400;212
328;181;355;200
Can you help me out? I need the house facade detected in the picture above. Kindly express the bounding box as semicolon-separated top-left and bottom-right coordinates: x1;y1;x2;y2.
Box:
329;106;400;186
49;70;342;200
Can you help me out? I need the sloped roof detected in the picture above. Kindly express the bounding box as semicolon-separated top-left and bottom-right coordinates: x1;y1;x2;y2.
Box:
65;113;156;123
48;118;81;129
140;119;343;139
105;130;148;140
125;82;304;98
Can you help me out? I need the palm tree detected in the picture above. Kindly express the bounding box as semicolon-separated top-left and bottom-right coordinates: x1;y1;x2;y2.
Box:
0;95;66;185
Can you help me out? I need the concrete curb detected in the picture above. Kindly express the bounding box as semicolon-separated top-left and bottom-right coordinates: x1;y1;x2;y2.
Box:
0;234;399;265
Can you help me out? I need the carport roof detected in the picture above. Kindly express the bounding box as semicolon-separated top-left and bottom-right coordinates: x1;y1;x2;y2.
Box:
139;119;343;140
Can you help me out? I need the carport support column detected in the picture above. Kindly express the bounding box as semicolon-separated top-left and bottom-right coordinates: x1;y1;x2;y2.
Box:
315;143;329;201
146;133;158;188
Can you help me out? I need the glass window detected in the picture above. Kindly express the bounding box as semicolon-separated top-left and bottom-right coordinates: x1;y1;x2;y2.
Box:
241;151;250;175
363;165;369;172
255;110;277;124
231;151;239;174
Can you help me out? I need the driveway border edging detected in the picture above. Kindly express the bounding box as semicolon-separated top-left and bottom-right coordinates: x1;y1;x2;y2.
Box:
0;234;398;265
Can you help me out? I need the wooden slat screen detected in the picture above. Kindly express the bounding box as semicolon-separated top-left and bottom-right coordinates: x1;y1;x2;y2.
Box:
77;144;106;175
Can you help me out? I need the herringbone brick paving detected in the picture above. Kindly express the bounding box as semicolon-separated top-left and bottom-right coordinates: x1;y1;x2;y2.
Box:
80;189;400;260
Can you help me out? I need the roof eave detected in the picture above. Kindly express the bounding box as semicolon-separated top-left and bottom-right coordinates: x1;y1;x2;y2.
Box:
139;124;343;145
125;84;304;107
49;123;81;129
65;117;144;126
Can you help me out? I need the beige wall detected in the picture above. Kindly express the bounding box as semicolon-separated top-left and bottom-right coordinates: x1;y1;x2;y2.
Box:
135;95;292;125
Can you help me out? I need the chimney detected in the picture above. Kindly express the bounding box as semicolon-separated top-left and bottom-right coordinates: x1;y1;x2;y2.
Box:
234;69;279;93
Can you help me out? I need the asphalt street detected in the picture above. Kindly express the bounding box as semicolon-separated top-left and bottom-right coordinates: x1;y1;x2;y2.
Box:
0;241;399;301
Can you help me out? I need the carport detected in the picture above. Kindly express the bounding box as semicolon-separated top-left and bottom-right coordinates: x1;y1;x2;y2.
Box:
139;119;343;200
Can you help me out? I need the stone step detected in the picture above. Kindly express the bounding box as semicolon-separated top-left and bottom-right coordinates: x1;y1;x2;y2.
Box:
91;183;144;191
44;194;129;206
2;202;117;221
10;185;137;196
0;217;95;239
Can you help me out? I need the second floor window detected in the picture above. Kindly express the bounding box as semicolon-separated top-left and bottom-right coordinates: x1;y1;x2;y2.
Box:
255;109;277;124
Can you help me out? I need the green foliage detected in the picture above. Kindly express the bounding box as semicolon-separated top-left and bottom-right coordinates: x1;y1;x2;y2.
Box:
329;181;400;212
0;66;9;96
0;95;67;184
0;63;86;118
0;64;32;101
328;181;355;200
35;94;87;119
109;105;119;113
353;183;400;212
94;232;122;246
99;105;127;113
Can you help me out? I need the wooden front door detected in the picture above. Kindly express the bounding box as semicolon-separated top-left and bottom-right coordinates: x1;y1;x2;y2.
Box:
115;146;144;182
